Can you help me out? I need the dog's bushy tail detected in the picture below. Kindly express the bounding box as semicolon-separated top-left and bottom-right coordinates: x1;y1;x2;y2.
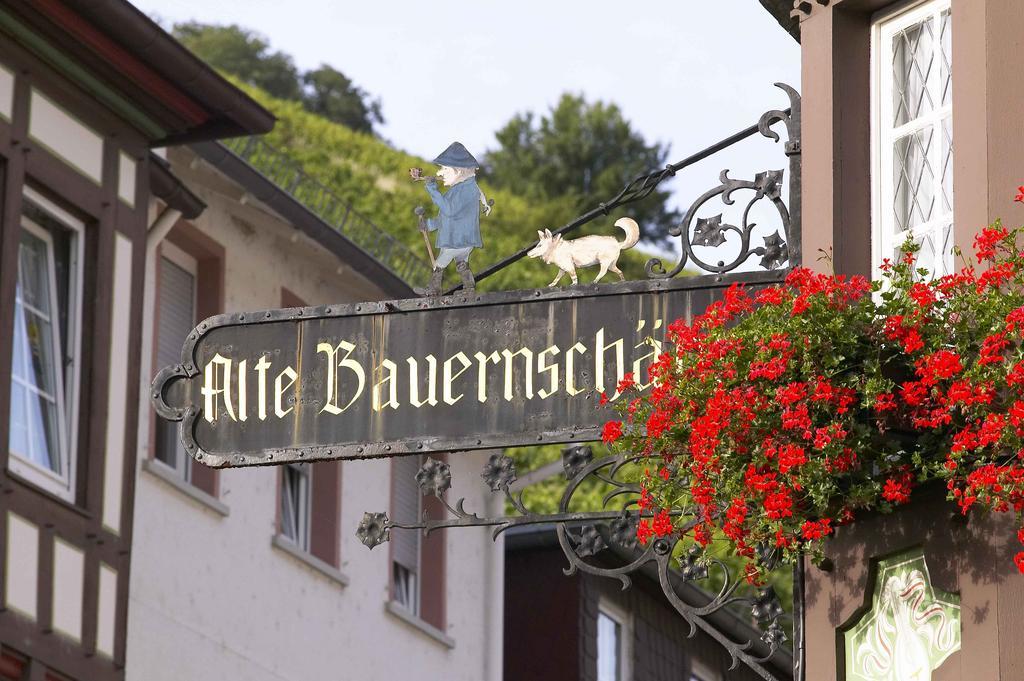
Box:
614;217;640;250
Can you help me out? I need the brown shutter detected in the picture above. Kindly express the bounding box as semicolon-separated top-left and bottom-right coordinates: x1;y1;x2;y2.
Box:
154;254;195;471
419;453;446;631
309;461;341;566
192;258;226;497
173;229;225;499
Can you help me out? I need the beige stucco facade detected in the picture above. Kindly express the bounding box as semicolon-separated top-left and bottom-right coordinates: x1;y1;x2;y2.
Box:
126;147;504;681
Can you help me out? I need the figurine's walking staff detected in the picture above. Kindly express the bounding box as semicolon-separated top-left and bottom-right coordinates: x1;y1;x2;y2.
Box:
414;205;436;268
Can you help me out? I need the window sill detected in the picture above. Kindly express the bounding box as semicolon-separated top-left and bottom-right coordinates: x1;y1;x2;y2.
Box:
142;459;229;517
271;534;350;587
3;468;91;519
385;601;455;649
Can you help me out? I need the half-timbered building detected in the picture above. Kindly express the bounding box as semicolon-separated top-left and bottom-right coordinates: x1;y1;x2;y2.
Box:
0;2;272;680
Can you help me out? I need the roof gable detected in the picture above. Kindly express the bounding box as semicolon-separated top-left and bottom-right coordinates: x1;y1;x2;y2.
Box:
759;0;801;41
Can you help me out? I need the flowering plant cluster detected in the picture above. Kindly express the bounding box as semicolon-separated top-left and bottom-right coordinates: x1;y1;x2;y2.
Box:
604;192;1024;579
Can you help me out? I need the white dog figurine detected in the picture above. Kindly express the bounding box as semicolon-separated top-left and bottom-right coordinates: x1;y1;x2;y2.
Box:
527;217;640;287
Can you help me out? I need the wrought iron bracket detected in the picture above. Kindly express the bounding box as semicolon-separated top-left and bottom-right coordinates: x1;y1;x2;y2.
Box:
461;82;802;292
359;447;797;681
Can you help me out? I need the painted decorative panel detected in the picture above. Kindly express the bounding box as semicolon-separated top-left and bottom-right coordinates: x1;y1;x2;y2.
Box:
52;538;84;641
102;233;134;534
28;89;103;183
842;549;960;681
0;63;13;121
5;512;38;618
96;562;117;657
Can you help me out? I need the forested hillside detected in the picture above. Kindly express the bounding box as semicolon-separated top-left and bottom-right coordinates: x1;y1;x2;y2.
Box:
227;79;667;292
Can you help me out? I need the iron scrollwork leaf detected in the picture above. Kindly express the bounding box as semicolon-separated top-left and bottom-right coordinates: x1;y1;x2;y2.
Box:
760;231;789;270
679;544;709;581
562;444;593;479
416;457;451;497
610;510;639;551
752;586;785;623
357;511;390;549
692;214;729;248
576;525;608;558
481;452;517;492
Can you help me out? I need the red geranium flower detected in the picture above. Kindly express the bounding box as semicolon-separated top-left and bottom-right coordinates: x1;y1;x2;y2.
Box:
601;420;623;444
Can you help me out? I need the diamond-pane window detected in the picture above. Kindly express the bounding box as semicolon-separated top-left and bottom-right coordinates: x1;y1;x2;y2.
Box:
874;1;953;280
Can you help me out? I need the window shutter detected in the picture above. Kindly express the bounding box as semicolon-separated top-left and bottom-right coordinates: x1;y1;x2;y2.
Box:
419;454;446;631
156;256;195;370
155;255;195;475
309;461;341;566
391;455;421;574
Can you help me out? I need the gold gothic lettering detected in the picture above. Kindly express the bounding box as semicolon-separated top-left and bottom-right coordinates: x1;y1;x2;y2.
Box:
318;341;365;414
275;367;297;418
407;355;438;408
537;345;560;399
195;319;669;424
255;354;271;420
565;342;587;396
443;352;472;405
237;359;247;421
595;327;625;397
502;348;533;401
633;319;664;391
373;359;400;412
201;353;235;422
474;351;500;403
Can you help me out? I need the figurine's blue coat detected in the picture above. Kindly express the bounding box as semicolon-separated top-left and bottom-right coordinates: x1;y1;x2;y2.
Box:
425;178;483;249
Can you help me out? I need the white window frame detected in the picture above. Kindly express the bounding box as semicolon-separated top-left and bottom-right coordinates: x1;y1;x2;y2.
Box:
8;187;84;502
597;598;632;681
871;0;953;280
392;557;419;616
154;241;197;482
279;462;311;551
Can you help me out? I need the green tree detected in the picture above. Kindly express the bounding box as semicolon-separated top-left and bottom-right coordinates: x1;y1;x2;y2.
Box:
485;94;678;246
173;23;385;135
302;65;384;134
173;22;303;101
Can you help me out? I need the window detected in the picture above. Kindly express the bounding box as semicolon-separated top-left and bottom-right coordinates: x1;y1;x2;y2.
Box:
391;454;421;614
152;233;220;499
274;289;343;567
873;0;953;279
279;463;311;551
597;602;631;681
390;454;446;631
8;188;83;501
154;242;196;482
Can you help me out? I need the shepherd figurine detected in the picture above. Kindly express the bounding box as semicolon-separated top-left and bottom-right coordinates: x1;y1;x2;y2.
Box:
410;142;491;296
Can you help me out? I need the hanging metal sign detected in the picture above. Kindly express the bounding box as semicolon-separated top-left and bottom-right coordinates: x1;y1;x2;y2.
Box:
150;271;782;468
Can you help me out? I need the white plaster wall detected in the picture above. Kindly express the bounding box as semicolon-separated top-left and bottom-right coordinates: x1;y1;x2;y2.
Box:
127;152;503;681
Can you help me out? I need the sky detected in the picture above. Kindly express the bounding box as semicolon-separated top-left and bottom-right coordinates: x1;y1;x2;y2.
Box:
136;0;801;260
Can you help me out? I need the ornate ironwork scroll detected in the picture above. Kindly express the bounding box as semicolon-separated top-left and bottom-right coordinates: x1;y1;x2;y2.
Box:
465;82;801;291
358;447;794;681
644;82;801;279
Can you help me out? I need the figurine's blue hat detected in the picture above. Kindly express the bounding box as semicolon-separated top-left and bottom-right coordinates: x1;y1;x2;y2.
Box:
432;142;479;168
